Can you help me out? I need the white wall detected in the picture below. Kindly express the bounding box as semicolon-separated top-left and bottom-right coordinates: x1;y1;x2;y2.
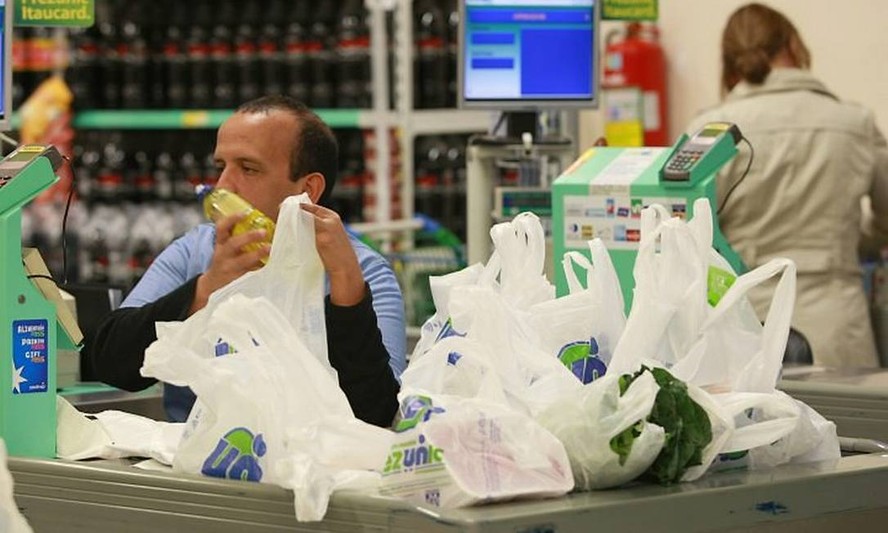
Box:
580;0;888;149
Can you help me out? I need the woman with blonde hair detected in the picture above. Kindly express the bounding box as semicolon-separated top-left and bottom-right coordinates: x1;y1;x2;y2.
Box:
688;3;888;368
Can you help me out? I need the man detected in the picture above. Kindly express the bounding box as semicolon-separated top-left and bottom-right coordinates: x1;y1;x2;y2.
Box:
89;96;405;427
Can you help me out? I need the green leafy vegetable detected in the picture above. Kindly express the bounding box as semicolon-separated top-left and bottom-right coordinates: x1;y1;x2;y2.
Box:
610;420;643;466
611;366;713;485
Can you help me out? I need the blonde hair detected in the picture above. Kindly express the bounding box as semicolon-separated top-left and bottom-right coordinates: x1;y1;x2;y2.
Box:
720;3;811;96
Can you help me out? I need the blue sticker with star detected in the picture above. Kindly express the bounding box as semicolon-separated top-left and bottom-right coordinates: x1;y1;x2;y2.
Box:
12;319;49;394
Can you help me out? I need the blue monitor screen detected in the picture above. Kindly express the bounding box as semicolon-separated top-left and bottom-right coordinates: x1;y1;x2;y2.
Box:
459;0;598;109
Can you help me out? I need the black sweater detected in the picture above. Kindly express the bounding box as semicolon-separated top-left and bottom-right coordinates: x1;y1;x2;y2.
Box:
87;277;399;428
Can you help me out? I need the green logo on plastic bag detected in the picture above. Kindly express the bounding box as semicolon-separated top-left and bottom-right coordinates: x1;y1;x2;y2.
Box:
383;434;445;476
707;266;736;307
201;427;266;482
393;395;445;432
558;338;607;384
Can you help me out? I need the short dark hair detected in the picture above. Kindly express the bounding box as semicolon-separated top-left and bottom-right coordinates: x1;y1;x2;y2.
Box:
235;95;339;206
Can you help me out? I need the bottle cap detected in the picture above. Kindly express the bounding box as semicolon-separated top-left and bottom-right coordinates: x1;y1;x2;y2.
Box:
194;183;213;202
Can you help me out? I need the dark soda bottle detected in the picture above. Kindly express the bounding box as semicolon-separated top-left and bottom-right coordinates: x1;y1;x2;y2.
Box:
234;12;260;104
159;2;189;108
95;137;126;201
414;135;447;220
257;1;285;97
145;0;167;107
97;22;121;109
177;148;203;202
444;0;459;107
414;0;449;109
67;27;100;110
283;18;309;103
307;0;337;108
130;150;155;202
73;133;101;202
210;3;236;108
258;22;284;97
153;142;176;202
162;25;188;108
444;134;468;239
187;1;213;108
119;20;148;109
336;0;371;108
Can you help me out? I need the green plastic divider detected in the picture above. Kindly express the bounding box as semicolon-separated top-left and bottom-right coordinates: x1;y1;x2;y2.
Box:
61;109;364;130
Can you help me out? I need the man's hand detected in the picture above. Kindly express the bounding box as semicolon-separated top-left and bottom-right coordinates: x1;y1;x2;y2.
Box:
300;203;366;307
190;213;270;314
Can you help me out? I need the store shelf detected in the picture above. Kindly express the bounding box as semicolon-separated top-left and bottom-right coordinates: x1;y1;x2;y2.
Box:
47;108;489;133
62;109;385;130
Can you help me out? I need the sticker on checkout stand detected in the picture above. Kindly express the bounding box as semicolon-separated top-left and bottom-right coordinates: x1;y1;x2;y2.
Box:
12;319;49;394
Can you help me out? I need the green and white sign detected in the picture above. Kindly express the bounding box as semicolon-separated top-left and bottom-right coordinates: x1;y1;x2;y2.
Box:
602;0;658;21
15;0;94;27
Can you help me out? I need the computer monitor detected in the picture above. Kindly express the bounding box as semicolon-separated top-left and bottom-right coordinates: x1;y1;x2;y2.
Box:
0;0;10;132
458;0;599;112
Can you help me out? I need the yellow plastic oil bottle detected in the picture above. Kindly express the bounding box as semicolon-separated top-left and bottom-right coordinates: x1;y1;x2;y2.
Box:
196;185;276;263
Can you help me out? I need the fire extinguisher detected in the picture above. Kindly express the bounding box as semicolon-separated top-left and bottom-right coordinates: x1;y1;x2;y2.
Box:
603;22;669;147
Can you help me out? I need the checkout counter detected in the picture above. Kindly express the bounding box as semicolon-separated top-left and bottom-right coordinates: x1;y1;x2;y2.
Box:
779;367;888;443
9;453;888;532
7;142;888;531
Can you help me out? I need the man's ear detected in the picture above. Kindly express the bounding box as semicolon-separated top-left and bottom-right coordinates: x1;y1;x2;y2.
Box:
302;172;326;204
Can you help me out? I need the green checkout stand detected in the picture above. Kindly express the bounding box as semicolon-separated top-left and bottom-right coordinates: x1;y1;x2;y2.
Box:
552;123;747;312
0;144;79;459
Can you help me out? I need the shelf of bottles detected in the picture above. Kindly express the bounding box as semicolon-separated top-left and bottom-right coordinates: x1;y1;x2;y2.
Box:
15;0;488;298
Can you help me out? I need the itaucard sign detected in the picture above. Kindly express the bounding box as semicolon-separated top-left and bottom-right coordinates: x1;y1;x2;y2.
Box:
15;0;94;27
602;0;658;21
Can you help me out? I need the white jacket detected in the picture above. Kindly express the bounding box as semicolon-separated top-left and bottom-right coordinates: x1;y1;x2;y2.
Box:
689;68;888;367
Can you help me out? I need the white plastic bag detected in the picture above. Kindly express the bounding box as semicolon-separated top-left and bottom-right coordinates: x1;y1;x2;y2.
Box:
380;395;573;509
0;441;33;533
527;239;625;383
156;194;329;371
399;336;510;406
412;213;554;361
411;263;485;360
536;371;664;490
142;197;393;522
56;396;183;465
447;285;582;416
488;212;554;309
144;295;390;521
610;199;838;473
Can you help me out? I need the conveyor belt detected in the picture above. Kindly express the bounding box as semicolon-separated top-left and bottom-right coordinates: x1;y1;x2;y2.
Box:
10;454;888;532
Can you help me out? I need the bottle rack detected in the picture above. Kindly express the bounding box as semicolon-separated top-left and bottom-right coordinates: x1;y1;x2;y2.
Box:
17;0;493;289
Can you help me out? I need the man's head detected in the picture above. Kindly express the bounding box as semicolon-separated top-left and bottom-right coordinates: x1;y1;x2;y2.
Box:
214;95;339;221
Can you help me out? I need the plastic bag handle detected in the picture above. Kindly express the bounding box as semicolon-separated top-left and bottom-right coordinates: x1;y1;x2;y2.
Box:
702;258;796;393
688;198;714;265
588;238;626;317
562;251;593;294
640;203;672;241
489;213;547;289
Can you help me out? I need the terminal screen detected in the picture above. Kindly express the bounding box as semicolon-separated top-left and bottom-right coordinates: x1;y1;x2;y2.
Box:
461;0;597;108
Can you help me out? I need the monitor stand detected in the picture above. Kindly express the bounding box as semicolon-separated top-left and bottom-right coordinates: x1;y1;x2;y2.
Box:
472;111;572;147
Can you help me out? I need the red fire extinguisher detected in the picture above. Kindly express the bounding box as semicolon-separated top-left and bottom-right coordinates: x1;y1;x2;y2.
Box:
603;23;669;147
